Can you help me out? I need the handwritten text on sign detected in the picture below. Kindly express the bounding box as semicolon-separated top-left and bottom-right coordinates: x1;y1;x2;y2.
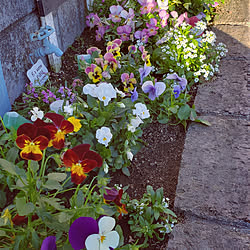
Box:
27;59;49;86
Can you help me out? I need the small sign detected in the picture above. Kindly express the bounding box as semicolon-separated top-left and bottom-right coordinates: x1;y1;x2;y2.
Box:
27;59;49;86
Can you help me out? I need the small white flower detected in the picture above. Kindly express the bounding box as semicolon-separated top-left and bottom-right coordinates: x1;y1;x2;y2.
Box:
96;82;117;106
126;151;133;161
133;103;150;120
63;101;73;116
96;127;112;147
115;87;126;98
103;161;109;174
30;107;44;121
117;102;125;108
127;116;143;132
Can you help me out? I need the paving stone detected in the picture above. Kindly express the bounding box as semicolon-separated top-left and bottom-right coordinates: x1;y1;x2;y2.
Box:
174;116;250;222
212;26;250;59
195;59;250;117
167;216;250;250
214;0;249;25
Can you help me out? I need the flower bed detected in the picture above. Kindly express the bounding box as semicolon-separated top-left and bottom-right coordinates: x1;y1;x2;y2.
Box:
0;0;226;249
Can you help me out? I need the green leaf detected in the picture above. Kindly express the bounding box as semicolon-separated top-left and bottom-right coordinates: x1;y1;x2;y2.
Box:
47;173;67;182
169;106;179;114
41;197;64;210
0;190;6;208
115;225;124;247
122;167;130;176
164;208;177;217
44;179;63;190
76;190;84;207
114;155;124;169
30;160;39;174
96;116;105;126
154;210;160;221
177;104;191;121
0;230;6;236
145;207;152;221
16;197;35;216
31;229;40;249
57;212;74;223
87;95;98;108
195;119;211;126
6;147;19;163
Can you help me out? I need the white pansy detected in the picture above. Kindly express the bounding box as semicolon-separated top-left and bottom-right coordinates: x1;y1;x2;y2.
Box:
127;116;143;132
96;127;112;147
50;100;64;113
96;82;117;106
132;103;150;120
30;107;44;121
63;101;73;116
85;216;119;250
83;84;98;97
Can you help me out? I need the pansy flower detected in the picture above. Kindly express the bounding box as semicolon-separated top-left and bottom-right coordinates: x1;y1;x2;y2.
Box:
117;25;132;41
16;123;50;161
85;64;103;83
109;5;123;23
103;52;119;73
139;63;152;84
166;73;187;91
41;236;57;250
86;13;101;28
44;113;74;149
104;188;128;219
142;80;166;100
121;72;136;92
146;18;159;37
69;216;119;250
63;144;102;184
96;82;117;106
67;117;82;132
96;126;112;147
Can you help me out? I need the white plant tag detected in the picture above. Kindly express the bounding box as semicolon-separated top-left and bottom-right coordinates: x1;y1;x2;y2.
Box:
27;59;49;86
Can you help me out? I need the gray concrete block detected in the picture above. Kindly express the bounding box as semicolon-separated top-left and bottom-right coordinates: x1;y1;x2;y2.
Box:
174;116;250;222
53;0;85;52
0;0;36;32
214;0;249;25
0;13;47;104
195;59;250;117
167;216;250;250
212;26;250;60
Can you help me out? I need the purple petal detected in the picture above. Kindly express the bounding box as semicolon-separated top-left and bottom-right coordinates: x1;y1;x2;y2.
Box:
166;73;178;80
155;82;166;96
173;85;181;98
104;188;119;201
131;87;138;102
142;82;154;94
41;236;57;250
179;78;187;91
69;217;98;250
148;90;156;100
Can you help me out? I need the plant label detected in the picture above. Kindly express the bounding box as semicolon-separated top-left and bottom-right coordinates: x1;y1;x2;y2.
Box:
27;59;49;86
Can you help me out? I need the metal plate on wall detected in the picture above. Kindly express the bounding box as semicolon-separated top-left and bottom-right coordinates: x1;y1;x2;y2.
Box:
37;0;69;16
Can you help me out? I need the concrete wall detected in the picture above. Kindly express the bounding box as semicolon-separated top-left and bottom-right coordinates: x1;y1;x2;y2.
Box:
0;0;86;105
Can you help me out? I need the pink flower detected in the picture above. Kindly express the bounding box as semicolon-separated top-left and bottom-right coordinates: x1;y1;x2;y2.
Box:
117;25;132;41
86;13;100;28
146;18;159;36
120;8;135;27
134;29;149;43
138;0;157;14
87;47;102;56
159;10;169;27
109;5;123;22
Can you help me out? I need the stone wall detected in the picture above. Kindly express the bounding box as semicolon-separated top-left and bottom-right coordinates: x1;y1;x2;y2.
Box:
0;0;86;105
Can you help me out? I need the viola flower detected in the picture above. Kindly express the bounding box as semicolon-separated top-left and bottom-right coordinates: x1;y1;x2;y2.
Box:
142;80;166;100
85;216;120;250
109;5;123;22
166;73;187;91
69;216;119;250
63;101;73;116
16;123;50;161
159;10;169;27
85;64;103;83
69;217;99;250
134;29;149;43
96;82;117;106
121;72;136;92
139;63;152;84
146;18;159;37
104;188;128;219
157;0;168;10
103;52;119;73
87;47;102;56
115;87;126;98
120;8;135;27
41;236;57;250
30;107;44;122
132;103;150;119
96;127;112;147
63;144;102;184
106;43;121;59
86;13;100;28
138;0;156;14
142;53;151;66
131;87;138;102
127;116;143;132
67;117;82;132
96;25;106;41
44;113;74;149
128;45;137;53
173;85;181;98
117;25;132;41
170;11;185;26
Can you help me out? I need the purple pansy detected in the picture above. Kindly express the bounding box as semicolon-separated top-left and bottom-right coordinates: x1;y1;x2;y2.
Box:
117;25;132;41
139;64;152;85
131;87;138;102
69;217;98;250
41;236;57;250
142;80;166;100
166;73;187;91
173;85;181;98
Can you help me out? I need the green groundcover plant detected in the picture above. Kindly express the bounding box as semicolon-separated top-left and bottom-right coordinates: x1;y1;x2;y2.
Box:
0;0;227;249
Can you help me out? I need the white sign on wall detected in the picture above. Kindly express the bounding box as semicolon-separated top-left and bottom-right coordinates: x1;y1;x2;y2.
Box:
27;59;49;86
